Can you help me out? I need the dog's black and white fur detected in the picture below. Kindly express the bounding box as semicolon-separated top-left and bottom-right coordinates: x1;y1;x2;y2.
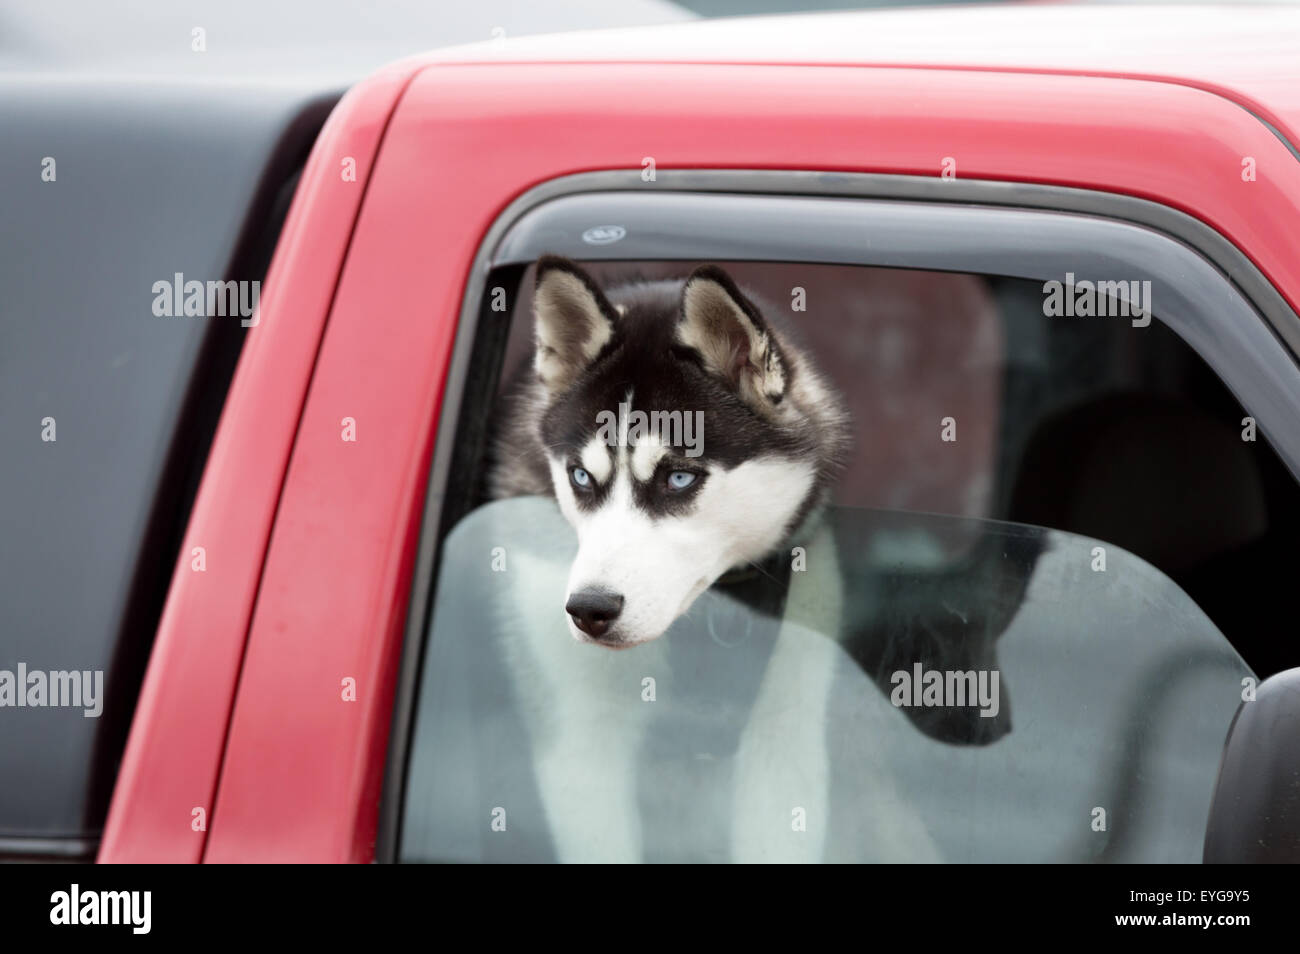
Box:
491;256;850;648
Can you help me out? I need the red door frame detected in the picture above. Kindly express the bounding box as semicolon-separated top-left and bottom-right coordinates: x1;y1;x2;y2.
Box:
101;57;1300;863
96;58;425;864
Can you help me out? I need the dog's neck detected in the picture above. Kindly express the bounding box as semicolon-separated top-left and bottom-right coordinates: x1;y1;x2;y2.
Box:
712;502;829;625
716;499;828;585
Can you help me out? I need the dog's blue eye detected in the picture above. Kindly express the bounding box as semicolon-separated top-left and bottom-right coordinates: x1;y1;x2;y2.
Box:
667;471;697;491
570;467;592;489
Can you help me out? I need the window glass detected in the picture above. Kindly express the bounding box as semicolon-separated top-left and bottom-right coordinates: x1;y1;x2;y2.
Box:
399;262;1294;862
401;498;1249;862
487;262;1299;676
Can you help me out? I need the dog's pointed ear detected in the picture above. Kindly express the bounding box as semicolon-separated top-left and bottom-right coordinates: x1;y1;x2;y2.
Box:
532;255;619;396
677;265;787;410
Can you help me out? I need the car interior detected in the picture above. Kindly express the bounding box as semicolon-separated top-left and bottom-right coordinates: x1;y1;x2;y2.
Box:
489;260;1298;679
396;259;1290;862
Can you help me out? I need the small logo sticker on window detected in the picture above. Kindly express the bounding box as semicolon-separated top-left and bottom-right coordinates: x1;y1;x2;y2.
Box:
581;225;626;245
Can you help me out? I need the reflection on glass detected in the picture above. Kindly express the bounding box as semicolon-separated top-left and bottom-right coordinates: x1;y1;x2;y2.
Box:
401;498;1250;863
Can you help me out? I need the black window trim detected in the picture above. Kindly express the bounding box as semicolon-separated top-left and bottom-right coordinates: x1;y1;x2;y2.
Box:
376;168;1300;863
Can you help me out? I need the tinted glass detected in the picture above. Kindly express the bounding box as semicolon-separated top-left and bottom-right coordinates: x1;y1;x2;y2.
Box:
396;260;1295;863
401;498;1250;862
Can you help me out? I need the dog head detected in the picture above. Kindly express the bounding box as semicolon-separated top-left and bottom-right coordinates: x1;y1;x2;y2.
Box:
529;256;845;648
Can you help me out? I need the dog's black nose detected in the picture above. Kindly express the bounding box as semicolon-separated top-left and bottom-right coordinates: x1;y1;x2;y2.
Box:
566;589;624;639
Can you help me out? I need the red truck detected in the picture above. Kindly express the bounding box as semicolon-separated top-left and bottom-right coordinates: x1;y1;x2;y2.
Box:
4;4;1300;865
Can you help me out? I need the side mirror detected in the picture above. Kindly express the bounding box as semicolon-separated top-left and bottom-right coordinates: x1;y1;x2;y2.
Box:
1203;667;1300;862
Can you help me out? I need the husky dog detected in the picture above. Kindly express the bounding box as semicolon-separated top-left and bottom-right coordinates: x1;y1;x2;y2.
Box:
490;255;850;647
483;256;876;862
479;257;1025;861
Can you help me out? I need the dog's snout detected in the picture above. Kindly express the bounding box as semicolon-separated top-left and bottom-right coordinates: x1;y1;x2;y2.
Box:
566;589;624;639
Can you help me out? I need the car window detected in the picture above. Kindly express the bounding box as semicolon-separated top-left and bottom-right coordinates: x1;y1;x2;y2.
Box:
395;261;1296;862
485;262;1300;678
401;498;1250;862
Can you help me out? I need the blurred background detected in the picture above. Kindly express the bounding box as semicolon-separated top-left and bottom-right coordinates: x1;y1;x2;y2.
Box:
5;0;1293;85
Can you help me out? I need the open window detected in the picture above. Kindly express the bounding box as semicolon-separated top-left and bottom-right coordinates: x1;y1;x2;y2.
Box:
386;184;1300;863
